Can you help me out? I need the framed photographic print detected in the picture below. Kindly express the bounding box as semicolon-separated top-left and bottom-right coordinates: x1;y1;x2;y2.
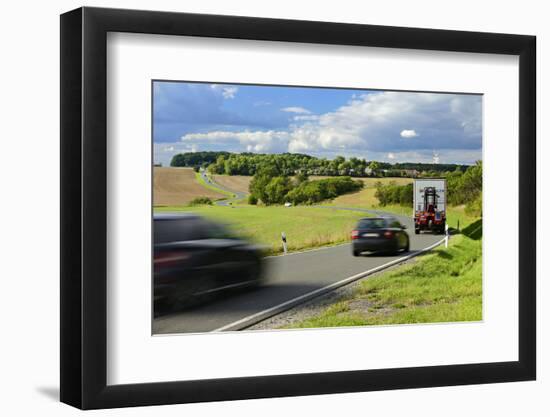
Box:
60;6;536;409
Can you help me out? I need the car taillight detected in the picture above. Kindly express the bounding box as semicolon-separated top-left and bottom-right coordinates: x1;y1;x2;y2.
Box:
154;250;189;268
351;230;359;239
384;231;393;238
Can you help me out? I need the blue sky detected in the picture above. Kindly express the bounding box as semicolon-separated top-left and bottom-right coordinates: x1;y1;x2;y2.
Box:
153;81;482;166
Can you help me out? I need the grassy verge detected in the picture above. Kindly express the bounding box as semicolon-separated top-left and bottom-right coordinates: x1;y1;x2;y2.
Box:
194;172;235;199
284;217;482;328
154;205;369;255
328;178;412;208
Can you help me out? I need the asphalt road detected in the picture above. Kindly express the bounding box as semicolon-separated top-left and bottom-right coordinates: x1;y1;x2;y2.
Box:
199;170;247;206
153;212;444;334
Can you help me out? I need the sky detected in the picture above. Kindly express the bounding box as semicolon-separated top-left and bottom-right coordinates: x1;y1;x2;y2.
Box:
153;81;482;166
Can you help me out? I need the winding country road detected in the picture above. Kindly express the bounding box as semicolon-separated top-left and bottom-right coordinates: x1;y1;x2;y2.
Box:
199;170;248;206
153;208;444;334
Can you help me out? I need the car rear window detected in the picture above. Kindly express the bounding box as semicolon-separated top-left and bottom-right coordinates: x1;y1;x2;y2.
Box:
357;218;387;229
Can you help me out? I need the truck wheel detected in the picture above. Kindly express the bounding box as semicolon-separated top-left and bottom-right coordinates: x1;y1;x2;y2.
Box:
353;250;360;257
414;228;420;235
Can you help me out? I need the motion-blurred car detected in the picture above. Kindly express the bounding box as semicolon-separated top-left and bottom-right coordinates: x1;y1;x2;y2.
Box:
154;213;264;313
351;217;410;256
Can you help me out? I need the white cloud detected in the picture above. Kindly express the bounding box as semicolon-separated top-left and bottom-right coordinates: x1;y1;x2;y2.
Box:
182;130;290;153
153;142;199;166
283;92;478;155
400;129;418;138
387;152;396;159
177;91;482;163
222;87;238;99
368;149;482;165
281;106;311;114
293;115;319;122
210;84;238;99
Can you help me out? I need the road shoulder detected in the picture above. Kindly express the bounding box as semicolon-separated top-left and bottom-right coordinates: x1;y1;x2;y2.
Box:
247;256;417;331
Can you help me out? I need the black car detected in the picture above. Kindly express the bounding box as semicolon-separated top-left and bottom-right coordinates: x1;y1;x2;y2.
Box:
351;217;410;256
154;213;264;313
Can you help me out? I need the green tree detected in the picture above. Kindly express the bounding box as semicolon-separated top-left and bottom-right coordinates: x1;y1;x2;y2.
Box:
264;177;292;205
295;171;309;184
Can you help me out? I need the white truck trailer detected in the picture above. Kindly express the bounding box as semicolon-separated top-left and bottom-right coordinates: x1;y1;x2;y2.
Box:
413;179;447;234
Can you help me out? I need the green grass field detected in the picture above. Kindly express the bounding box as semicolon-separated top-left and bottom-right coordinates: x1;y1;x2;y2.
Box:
284;216;482;328
328;177;412;208
155;171;482;326
155;174;477;256
154;205;369;255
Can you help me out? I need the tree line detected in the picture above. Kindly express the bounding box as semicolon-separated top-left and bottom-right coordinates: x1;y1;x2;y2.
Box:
169;151;468;177
170;151;231;168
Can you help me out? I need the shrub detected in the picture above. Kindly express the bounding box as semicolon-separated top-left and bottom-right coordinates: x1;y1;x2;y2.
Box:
188;197;213;206
285;177;363;205
248;173;363;206
465;192;482;217
375;181;412;206
264;176;293;205
447;161;482;205
248;194;258;205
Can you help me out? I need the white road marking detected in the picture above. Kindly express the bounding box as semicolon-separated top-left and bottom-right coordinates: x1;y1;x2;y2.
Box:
194;280;257;296
211;237;446;332
264;242;350;259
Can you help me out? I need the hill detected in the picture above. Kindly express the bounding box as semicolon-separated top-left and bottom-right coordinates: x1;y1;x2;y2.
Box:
153;167;224;206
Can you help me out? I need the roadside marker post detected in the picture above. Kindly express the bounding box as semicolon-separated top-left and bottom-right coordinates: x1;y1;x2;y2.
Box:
281;232;288;254
445;223;449;248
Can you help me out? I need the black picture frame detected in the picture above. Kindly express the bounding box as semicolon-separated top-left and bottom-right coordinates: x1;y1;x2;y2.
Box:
60;6;536;410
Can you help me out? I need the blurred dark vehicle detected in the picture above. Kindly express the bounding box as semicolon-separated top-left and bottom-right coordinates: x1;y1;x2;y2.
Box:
154;213;264;314
351;217;410;256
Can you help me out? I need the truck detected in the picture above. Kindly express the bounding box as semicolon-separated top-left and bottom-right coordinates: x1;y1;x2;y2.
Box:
413;179;447;234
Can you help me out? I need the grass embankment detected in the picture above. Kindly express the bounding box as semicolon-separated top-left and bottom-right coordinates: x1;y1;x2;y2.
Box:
285;217;482;328
154;205;368;255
